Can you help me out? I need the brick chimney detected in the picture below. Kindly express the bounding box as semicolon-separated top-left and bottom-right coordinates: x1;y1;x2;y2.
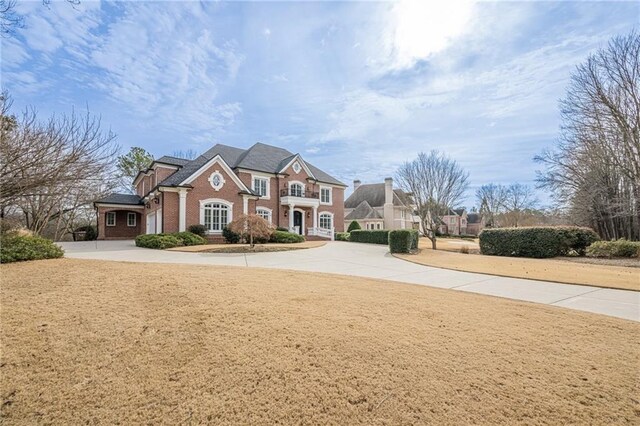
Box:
353;179;361;191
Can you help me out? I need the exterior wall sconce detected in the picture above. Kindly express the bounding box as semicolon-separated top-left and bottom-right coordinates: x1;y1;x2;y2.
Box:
307;211;311;218
145;202;151;209
153;197;160;204
284;210;288;217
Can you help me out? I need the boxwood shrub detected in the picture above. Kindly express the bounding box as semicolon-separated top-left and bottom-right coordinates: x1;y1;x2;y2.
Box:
222;227;241;244
270;230;305;243
388;229;419;253
135;234;183;249
1;234;64;263
335;232;350;241
349;230;389;245
586;240;640;258
174;232;207;246
479;226;600;258
187;224;207;238
347;220;361;232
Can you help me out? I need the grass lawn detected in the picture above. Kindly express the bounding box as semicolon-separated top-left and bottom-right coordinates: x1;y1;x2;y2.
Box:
1;259;638;424
397;238;639;291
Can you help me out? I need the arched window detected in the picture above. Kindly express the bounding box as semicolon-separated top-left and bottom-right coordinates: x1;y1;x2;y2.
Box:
256;208;272;224
319;212;333;230
202;202;231;232
290;183;303;197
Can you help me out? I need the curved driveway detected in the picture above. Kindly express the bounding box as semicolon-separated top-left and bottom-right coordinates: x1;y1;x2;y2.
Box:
59;240;639;322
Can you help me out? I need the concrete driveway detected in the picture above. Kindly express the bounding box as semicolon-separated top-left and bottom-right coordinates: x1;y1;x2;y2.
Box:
59;240;639;322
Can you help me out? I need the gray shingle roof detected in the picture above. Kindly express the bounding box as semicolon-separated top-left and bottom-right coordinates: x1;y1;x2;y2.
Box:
155;156;191;167
467;213;481;224
158;142;345;187
94;193;143;205
345;201;383;220
344;183;413;209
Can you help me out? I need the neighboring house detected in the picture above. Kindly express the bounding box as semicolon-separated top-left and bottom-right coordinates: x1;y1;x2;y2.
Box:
465;212;483;236
439;208;468;235
343;178;419;231
94;142;346;240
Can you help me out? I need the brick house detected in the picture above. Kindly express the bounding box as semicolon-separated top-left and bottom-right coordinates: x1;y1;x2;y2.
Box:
439;208;468;235
465;212;483;236
94;142;346;240
343;178;419;231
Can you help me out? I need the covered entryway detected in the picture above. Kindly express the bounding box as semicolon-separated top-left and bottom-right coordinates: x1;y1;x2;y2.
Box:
293;210;304;235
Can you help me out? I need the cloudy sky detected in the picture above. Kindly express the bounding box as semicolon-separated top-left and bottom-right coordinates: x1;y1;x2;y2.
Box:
3;0;638;206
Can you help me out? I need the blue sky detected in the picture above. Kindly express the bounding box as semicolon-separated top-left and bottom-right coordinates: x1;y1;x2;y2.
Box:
2;1;638;206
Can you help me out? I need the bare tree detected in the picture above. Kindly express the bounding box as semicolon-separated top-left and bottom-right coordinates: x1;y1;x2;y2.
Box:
172;149;198;160
227;214;274;248
536;30;639;240
0;91;119;238
500;184;538;227
396;150;469;249
476;183;508;227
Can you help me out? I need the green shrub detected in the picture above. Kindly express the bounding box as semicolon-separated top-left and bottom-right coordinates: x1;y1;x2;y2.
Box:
74;225;97;241
174;232;206;246
335;232;350;241
222;227;241;244
479;226;600;259
276;226;289;232
555;226;600;255
389;230;414;253
1;234;64;263
188;224;207;238
410;229;419;250
135;234;182;249
586;240;640;258
270;230;305;243
349;230;389;245
347;220;361;232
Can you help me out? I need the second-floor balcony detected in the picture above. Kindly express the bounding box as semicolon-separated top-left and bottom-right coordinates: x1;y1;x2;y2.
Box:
280;189;319;199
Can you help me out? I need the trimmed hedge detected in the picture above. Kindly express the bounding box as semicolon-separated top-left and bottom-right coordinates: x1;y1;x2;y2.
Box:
586;240;640;258
349;230;389;245
135;232;206;249
188;224;207;238
270;230;305;244
479;226;600;259
174;232;207;246
335;232;350;241
347;220;361;232
135;234;183;249
1;234;64;263
74;225;97;241
388;229;419;253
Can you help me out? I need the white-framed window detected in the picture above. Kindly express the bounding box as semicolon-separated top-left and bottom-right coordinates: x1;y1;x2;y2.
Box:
208;170;226;191
253;177;269;198
290;182;303;197
106;212;116;227
319;212;333;230
376;223;381;230
256;207;272;224
202;201;231;232
127;212;136;227
292;161;302;174
320;187;332;204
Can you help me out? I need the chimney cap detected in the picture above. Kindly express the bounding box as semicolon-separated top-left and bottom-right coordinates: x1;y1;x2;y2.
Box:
353;179;361;183
384;177;393;182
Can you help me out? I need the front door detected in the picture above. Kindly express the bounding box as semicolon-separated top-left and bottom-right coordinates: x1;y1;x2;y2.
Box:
293;210;303;235
146;212;156;234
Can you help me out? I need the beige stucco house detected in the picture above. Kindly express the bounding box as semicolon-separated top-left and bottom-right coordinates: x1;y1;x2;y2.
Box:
343;178;419;231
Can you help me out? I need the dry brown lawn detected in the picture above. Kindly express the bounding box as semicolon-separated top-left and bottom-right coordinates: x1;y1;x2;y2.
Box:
398;238;640;291
169;241;326;253
1;259;639;424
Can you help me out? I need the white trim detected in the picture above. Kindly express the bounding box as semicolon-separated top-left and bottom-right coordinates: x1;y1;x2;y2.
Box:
199;198;234;234
157;186;188;193
256;207;273;224
152;163;179;171
208;170;226;191
156;208;163;233
320;186;332;205
293;208;306;235
95;203;145;210
106;211;116;226
179;155;250;192
127;212;137;227
251;174;270;199
278;154;316;179
318;211;334;230
178;189;188;232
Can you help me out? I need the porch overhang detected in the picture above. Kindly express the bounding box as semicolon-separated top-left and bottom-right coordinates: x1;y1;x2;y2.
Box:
280;196;320;208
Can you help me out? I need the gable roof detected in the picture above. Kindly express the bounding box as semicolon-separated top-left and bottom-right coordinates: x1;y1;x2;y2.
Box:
467;212;481;224
94;193;143;206
344;201;383;220
344;183;413;209
454;208;466;216
158;142;345;187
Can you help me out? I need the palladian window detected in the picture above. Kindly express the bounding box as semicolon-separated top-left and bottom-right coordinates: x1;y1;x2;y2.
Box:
203;202;230;232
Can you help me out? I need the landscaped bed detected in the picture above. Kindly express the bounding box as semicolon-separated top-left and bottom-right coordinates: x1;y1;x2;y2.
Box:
1;259;638;424
168;241;326;253
396;238;639;291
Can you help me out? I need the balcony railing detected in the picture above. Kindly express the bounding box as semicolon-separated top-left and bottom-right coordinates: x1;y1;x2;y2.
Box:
280;189;319;199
